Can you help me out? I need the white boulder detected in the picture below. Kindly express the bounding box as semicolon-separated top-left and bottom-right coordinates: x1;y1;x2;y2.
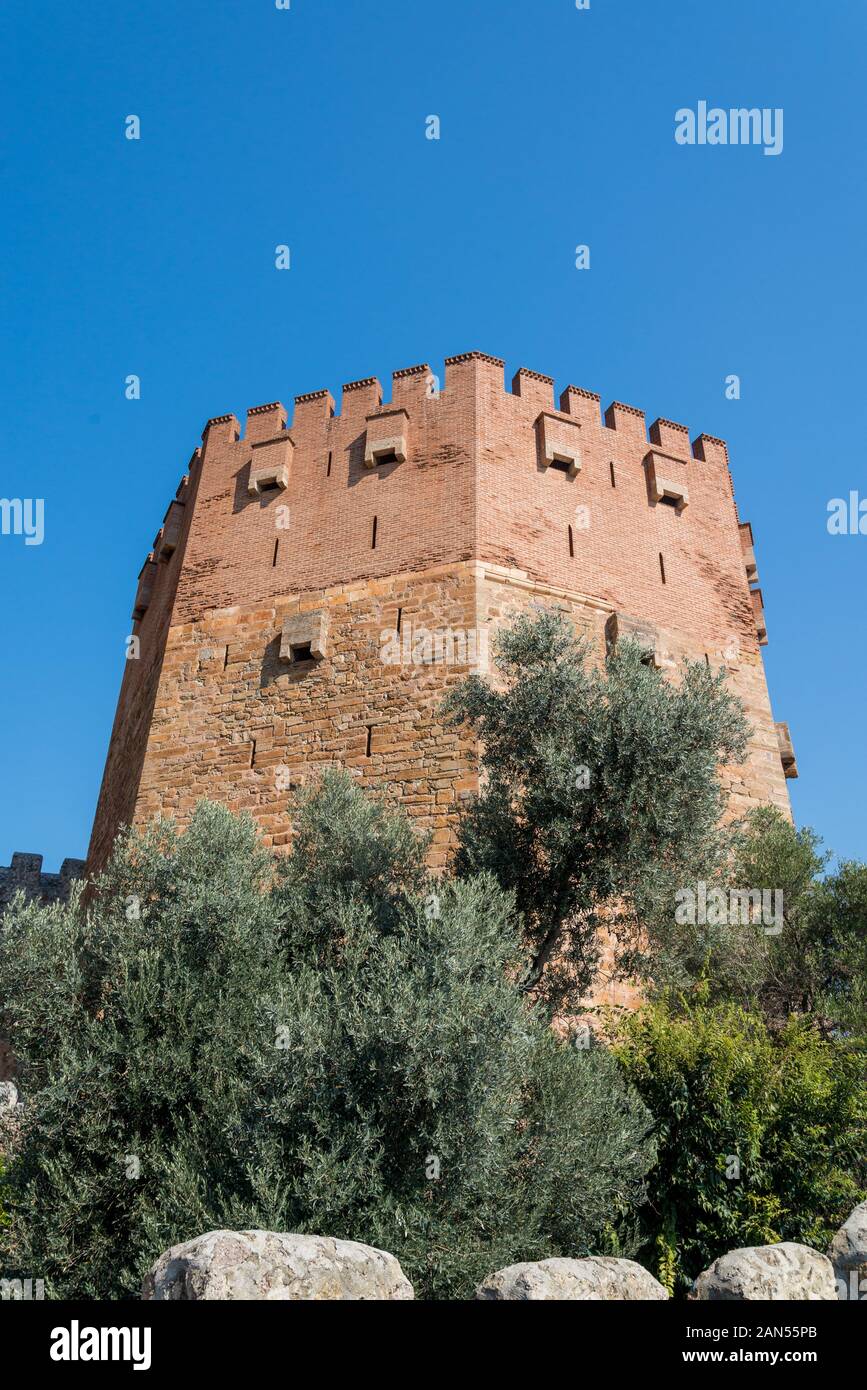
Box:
142;1230;414;1301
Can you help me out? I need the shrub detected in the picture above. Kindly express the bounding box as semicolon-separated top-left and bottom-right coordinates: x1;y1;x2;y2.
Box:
615;992;867;1293
731;807;867;1038
0;773;655;1300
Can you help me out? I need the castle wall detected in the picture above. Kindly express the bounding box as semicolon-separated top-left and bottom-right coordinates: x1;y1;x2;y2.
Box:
172;361;477;624
0;853;85;912
86;465;199;873
130;564;480;871
86;351;793;876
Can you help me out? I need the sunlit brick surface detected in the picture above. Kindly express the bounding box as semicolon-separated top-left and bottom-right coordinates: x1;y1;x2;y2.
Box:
87;353;792;878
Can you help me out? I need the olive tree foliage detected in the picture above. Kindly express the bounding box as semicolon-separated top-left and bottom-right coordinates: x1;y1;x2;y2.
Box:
816;860;867;1042
728;806;867;1038
0;772;655;1300
443;608;750;1012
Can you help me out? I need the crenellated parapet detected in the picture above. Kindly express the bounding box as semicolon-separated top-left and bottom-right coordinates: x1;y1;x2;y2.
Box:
158;351;740;459
151;349;739;479
0;853;85;911
121;349;770;648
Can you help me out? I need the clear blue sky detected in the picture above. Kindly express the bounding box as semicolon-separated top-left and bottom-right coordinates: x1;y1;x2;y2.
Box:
2;0;865;870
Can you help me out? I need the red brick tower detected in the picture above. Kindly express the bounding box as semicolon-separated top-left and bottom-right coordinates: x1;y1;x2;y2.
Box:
86;351;795;877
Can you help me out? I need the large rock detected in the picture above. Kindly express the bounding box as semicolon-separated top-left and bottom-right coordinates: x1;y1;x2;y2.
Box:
475;1257;668;1301
142;1230;414;1301
693;1242;837;1301
828;1201;867;1301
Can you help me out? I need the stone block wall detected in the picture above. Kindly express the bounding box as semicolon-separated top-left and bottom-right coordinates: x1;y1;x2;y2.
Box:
0;853;85;911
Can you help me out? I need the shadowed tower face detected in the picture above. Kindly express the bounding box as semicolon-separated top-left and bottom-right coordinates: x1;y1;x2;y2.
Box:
86;351;795;878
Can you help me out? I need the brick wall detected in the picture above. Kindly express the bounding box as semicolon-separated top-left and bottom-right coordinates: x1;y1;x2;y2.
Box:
86;351;794;875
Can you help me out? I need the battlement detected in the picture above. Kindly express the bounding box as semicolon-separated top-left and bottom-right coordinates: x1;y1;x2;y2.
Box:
125;349;759;645
182;351;733;457
0;853;85;911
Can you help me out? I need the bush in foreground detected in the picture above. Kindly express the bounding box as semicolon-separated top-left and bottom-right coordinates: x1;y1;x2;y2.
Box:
730;806;867;1038
0;773;654;1299
615;991;867;1294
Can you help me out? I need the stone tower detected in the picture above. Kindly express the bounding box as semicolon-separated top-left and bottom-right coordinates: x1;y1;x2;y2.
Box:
86;351;795;877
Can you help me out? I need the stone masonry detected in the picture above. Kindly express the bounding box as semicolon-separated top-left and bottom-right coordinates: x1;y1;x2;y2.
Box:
86;351;795;883
0;854;86;912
